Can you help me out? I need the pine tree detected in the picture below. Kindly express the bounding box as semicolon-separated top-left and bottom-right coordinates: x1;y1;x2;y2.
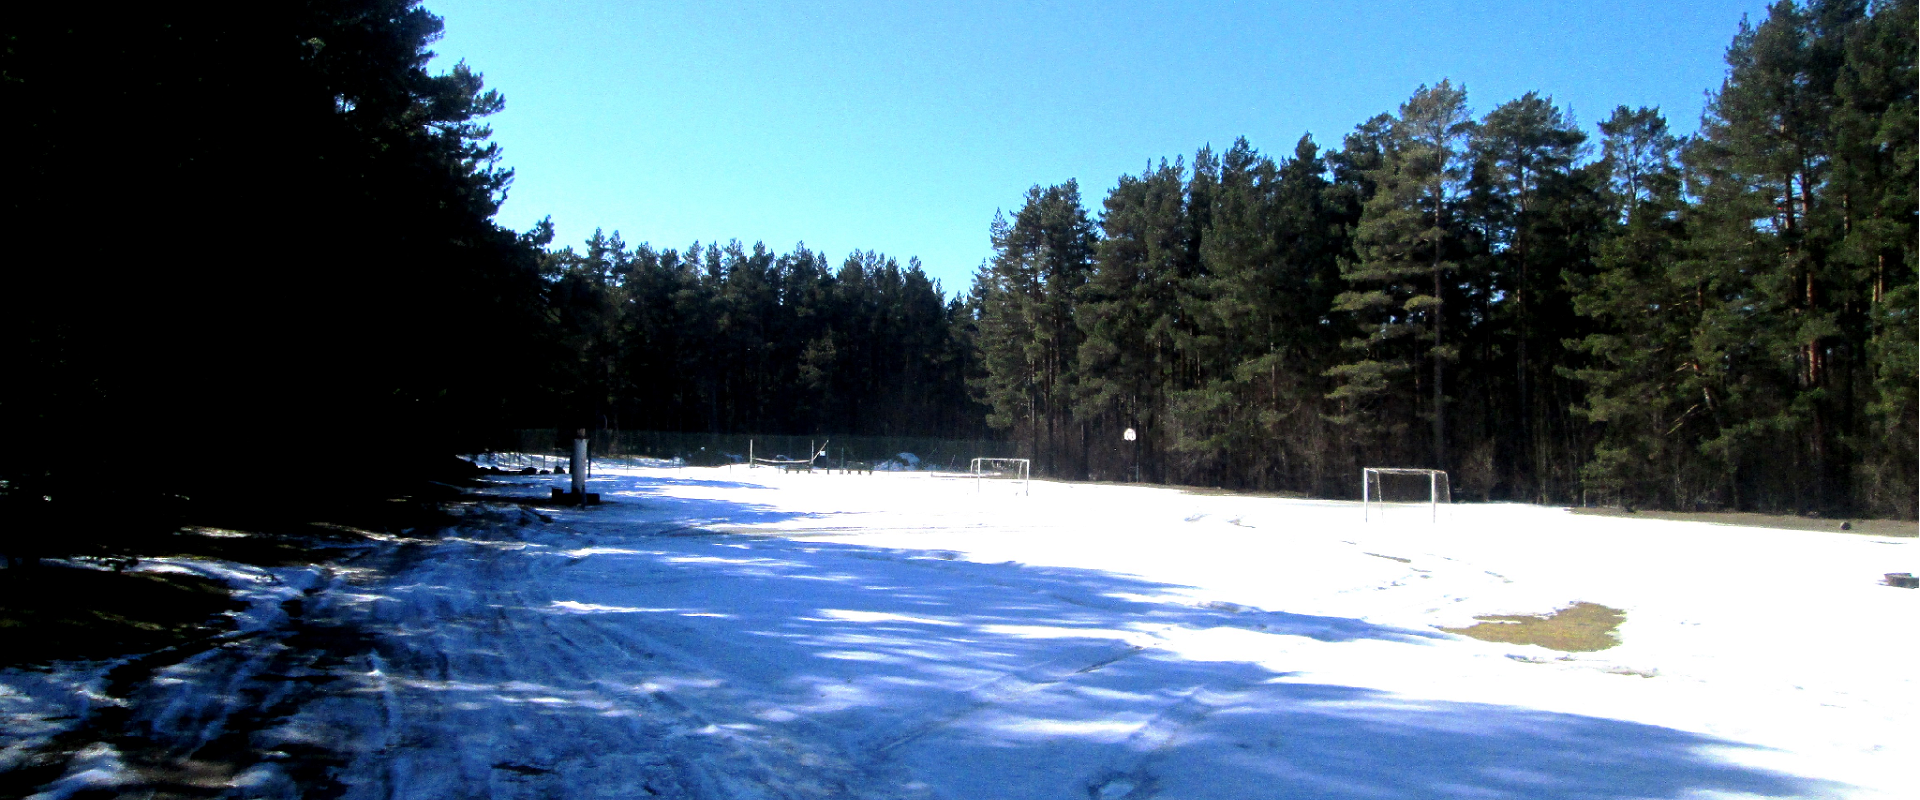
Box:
1569;107;1699;507
1328;81;1473;470
972;183;1097;475
1678;0;1897;512
1568;0;1914;516
1463;92;1599;500
1184;136;1348;492
1834;0;1917;515
1077;161;1194;481
546;229;628;431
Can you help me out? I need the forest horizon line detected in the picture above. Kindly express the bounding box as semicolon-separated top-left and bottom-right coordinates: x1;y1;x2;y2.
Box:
537;1;1915;518
2;0;1912;569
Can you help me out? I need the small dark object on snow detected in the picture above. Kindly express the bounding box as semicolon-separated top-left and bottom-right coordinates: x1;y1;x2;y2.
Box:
1840;521;1852;531
551;487;600;505
491;762;553;776
1884;572;1918;588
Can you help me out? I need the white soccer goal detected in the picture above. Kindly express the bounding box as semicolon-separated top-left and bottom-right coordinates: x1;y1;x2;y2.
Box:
971;457;1030;496
747;439;830;471
1362;468;1451;522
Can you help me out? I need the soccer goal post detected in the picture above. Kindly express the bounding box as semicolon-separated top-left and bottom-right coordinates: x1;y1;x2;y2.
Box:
1362;468;1451;522
970;457;1030;496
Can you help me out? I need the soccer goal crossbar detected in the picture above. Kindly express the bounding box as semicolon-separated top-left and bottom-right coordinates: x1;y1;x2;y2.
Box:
970;457;1030;495
1362;467;1451;522
752;457;816;467
747;439;829;469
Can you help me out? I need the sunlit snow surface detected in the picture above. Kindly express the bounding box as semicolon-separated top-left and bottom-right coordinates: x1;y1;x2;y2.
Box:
7;463;1917;798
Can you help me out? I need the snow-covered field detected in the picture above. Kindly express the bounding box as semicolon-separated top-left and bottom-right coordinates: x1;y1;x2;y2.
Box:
5;463;1915;798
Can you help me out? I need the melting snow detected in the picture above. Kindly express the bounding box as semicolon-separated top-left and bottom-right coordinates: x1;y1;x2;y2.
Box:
4;461;1914;798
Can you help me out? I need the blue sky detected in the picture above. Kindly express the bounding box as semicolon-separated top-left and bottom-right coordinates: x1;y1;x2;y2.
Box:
424;0;1770;297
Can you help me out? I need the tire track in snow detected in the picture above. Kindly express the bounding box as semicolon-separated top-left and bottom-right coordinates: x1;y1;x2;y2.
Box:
537;606;873;799
1081;687;1230;800
313;530;906;799
526;533;1182;798
538;554;965;799
864;642;1149;755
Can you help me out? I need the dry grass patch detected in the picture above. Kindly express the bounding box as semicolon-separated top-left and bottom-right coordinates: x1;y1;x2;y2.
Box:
0;563;246;666
1442;602;1625;652
1171;484;1309;499
1571;507;1916;537
158;527;342;567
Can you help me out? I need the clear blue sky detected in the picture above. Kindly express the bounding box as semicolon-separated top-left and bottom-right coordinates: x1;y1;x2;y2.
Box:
424;0;1769;298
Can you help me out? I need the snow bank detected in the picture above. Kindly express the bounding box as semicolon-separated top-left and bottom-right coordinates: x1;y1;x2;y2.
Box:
0;557;326;789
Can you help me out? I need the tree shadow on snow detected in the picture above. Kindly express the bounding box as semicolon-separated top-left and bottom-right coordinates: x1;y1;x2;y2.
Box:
286;472;1843;799
538;536;1833;798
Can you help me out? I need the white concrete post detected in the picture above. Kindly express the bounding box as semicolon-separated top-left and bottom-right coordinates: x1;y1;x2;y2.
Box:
572;428;587;498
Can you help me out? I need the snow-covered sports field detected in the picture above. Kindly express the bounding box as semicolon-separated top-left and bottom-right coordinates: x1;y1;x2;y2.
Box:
5;463;1916;798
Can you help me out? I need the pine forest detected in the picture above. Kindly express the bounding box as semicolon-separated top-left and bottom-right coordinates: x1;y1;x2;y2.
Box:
3;0;1914;553
970;2;1916;517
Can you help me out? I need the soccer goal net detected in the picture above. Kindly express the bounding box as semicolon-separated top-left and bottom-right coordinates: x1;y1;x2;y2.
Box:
1363;468;1451;522
971;457;1030;495
748;439;829;470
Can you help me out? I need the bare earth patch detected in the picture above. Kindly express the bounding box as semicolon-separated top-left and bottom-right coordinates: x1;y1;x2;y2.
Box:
1442;602;1626;652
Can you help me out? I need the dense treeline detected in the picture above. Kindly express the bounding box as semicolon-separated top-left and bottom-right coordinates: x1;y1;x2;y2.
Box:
1;0;1912;573
538;232;981;439
3;1;553;555
0;0;985;564
973;0;1916;517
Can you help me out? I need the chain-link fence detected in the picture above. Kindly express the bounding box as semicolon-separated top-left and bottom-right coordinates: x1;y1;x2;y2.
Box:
470;430;1010;473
